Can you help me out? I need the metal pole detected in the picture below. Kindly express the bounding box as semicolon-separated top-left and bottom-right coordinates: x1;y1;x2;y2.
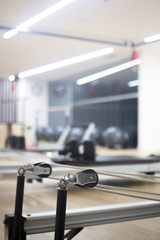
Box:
0;25;129;47
54;188;67;240
12;174;25;240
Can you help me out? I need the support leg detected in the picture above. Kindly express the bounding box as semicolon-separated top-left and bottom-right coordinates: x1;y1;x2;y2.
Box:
54;188;67;240
12;175;25;240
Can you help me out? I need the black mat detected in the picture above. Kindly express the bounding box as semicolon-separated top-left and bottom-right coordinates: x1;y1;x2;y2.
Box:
52;155;160;166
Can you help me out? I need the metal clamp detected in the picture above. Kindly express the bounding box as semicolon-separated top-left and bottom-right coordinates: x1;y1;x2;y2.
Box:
18;164;33;176
58;173;75;189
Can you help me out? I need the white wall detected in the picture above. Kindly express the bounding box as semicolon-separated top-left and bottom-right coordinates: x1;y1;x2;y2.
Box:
16;79;48;144
138;42;160;153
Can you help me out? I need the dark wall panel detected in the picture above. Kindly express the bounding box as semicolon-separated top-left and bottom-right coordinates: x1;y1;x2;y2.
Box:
48;59;138;146
72;66;138;145
0;79;17;123
48;82;73;128
73;99;137;130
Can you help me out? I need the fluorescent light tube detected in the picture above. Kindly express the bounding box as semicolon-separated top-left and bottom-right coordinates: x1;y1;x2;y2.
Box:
76;59;141;85
144;33;160;43
3;0;75;39
3;29;18;39
18;47;114;78
128;80;139;87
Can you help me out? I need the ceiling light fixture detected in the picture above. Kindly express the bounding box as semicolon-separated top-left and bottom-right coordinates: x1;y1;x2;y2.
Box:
128;80;139;87
3;0;75;39
76;59;141;85
17;47;114;79
8;75;16;81
144;33;160;43
4;29;19;39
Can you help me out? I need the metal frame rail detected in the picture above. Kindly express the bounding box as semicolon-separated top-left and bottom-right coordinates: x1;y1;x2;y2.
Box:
4;201;160;238
1;162;160;180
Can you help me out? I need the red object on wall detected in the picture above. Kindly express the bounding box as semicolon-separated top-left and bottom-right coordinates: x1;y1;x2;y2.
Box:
131;48;138;61
131;49;138;71
11;80;16;91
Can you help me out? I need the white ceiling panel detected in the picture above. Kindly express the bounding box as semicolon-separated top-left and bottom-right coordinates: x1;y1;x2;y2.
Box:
0;0;160;81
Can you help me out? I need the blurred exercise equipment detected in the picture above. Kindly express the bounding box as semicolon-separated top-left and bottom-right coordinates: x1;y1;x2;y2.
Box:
6;135;26;150
89;126;103;145
103;126;130;149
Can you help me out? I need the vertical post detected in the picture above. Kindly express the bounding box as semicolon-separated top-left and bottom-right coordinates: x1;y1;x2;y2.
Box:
35;112;39;146
54;188;67;240
12;174;25;240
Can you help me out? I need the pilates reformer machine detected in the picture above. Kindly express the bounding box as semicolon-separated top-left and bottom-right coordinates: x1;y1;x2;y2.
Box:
4;161;160;239
1;142;160;181
1;150;160;180
1;133;160;182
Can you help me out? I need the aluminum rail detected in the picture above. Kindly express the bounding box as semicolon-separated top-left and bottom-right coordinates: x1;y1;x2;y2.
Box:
23;201;160;235
1;162;160;180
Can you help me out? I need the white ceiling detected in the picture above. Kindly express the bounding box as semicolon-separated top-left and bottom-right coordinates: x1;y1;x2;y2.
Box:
0;0;160;82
